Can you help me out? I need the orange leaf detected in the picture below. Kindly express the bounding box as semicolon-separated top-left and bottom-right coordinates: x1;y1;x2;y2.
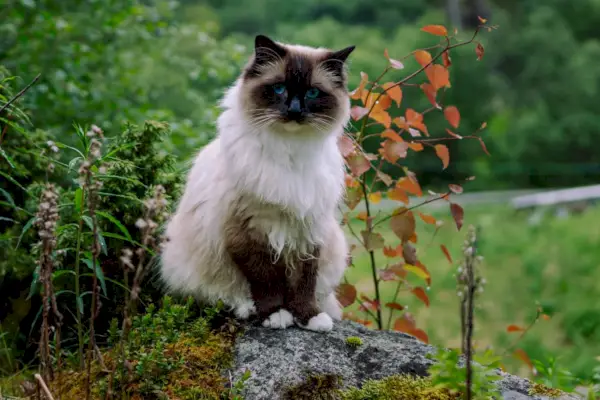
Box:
384;48;404;69
383;246;399;258
541;314;551;321
450;202;464;231
434;144;450;170
448;184;463;194
381;129;404;142
444;106;460;129
389;263;408;279
380;139;408;164
478;16;488;24
507;324;525;333
345;173;360;188
408;231;418;244
347;154;371;177
397;176;422;197
407;142;424;152
390;208;416;242
420;83;439;109
385;302;404;311
361;230;385;252
421;24;448;37
336;283;357;307
476;42;485;61
414;50;432;67
356;211;368;221
394;317;415;334
442;50;452;68
370;108;392;128
345;186;363;210
381;82;402;107
418;212;436;225
368;191;382;204
412;287;430;307
513;349;533;370
441;244;453;264
338;136;355;157
388;187;409;205
350;106;369;121
425;64;450;90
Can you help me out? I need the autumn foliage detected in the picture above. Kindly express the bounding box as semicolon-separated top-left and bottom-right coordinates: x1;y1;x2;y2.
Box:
335;21;495;341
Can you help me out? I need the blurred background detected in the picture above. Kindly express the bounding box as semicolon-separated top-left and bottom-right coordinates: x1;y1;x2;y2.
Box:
1;0;600;389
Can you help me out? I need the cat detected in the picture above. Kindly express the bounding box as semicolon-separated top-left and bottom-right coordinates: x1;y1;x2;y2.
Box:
159;34;355;332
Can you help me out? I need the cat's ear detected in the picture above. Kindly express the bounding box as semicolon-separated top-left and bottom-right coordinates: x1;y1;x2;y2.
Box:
321;45;356;81
245;35;287;77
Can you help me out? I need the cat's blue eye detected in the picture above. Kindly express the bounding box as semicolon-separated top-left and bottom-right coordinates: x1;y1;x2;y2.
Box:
305;88;320;99
273;84;286;95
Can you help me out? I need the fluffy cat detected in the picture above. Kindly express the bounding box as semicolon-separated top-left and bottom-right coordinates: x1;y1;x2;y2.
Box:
159;34;355;332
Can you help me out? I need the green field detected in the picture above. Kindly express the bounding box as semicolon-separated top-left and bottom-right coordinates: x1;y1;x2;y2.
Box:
342;202;600;381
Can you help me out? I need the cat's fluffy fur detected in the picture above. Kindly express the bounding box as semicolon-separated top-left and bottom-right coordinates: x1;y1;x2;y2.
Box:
160;35;354;331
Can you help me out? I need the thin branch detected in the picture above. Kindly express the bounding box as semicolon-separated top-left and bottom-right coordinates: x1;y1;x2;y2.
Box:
34;373;55;400
373;191;452;228
0;73;41;115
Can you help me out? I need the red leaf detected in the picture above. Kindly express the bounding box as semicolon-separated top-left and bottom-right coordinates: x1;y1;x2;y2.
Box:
434;144;450;170
444;106;460;129
386;302;405;311
338;136;355;157
421;24;448;37
507;324;525;333
450;202;464;231
390;208;416;242
476;42;485;61
336;283;357;307
410;328;430;344
350;106;369;121
384;49;405;69
412;287;430;307
414;50;432;67
420;83;439;109
478;138;490;156
448;184;463;194
393;315;416;333
541;314;551;321
446;128;463;139
379;268;399;282
347;154;371;177
440;244;453;264
383;246;399;258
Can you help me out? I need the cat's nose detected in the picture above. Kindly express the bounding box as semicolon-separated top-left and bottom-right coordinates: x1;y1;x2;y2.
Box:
286;97;303;120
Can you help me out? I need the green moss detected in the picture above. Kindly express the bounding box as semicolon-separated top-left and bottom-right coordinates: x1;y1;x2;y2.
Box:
528;382;565;398
345;337;363;348
340;375;460;400
282;373;460;400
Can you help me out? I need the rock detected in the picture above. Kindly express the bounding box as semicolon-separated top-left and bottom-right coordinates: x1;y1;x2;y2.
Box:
230;320;581;399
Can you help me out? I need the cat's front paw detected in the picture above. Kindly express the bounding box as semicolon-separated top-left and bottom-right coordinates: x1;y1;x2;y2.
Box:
297;312;333;332
233;301;256;320
262;309;294;329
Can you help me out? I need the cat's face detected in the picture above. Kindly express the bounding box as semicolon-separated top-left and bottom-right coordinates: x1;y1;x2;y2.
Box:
240;35;355;135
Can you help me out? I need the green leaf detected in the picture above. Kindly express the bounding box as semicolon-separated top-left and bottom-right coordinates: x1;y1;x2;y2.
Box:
96;210;132;241
27;265;40;300
76;296;84;315
82;215;107;255
74;188;83;214
15;216;36;249
0;187;14;207
52;269;75;280
0;146;15;168
83;258;107;296
0;170;27;192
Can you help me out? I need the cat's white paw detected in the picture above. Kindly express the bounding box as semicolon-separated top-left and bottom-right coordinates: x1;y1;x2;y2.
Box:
321;293;343;321
233;301;256;320
297;312;333;332
262;309;294;329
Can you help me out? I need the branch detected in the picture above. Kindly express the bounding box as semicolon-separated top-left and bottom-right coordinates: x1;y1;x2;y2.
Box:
0;73;41;115
372;191;452;228
34;374;55;400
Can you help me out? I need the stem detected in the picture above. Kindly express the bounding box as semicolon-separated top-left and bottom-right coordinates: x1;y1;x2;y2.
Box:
0;73;41;115
373;191;452;228
73;213;85;370
386;279;404;330
361;179;383;330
